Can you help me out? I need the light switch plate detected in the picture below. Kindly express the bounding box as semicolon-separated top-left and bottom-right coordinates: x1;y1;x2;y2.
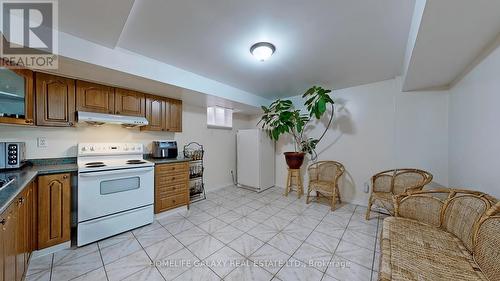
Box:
37;137;48;148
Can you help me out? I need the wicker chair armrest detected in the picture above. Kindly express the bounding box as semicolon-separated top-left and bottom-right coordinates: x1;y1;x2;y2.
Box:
394;190;449;227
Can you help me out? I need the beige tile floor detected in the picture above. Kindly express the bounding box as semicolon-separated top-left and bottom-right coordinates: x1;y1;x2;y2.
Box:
26;186;385;281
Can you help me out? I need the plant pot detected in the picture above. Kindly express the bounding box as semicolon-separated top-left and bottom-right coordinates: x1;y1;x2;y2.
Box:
284;152;305;169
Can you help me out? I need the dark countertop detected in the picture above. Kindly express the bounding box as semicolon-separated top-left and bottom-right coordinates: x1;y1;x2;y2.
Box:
145;156;192;165
0;163;78;213
0;156;193;213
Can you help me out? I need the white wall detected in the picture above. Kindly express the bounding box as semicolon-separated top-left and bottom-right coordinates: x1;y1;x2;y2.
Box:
0;104;254;191
448;43;500;198
256;78;449;206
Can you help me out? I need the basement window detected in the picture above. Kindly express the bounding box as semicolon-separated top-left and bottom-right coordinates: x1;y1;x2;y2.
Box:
207;106;232;129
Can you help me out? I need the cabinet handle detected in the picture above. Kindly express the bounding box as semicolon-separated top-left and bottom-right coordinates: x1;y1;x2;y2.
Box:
18;197;25;204
25;119;33;124
69;122;74;126
0;219;5;225
62;175;68;179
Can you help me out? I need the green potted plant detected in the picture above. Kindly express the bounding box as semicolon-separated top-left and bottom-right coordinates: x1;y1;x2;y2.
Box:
258;86;335;169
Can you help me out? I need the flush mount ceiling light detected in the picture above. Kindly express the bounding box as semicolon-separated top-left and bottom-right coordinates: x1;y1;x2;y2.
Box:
250;42;276;61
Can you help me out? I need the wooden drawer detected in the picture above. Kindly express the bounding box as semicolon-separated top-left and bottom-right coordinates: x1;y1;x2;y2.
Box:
155;163;188;174
156;174;187;185
157;193;187;212
159;186;187;197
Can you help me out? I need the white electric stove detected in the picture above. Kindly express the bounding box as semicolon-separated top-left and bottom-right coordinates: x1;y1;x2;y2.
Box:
77;143;154;246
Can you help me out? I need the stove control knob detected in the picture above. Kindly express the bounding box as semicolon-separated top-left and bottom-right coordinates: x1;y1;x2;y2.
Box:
131;147;135;151
124;146;129;151
81;146;87;152
90;146;95;151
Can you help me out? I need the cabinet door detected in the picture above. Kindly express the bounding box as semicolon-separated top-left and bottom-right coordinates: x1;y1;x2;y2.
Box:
115;88;145;117
166;99;182;132
0;210;4;281
3;204;17;281
35;73;76;127
25;182;35;261
15;192;27;281
142;96;166;131
76;80;114;114
0;62;34;126
38;174;71;249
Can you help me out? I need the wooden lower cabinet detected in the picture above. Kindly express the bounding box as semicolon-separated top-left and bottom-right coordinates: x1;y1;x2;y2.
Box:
37;173;71;249
0;180;36;281
154;163;190;213
3;203;17;281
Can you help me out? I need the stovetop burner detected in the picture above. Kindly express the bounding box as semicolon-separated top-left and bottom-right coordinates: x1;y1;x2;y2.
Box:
126;160;147;164
86;162;104;166
85;162;106;168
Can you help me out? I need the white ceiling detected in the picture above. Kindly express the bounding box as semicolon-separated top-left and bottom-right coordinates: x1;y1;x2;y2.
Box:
59;0;135;48
402;0;500;91
58;0;415;98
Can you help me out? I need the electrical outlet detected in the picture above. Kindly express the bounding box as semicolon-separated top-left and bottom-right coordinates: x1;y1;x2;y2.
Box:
37;137;48;148
364;182;370;193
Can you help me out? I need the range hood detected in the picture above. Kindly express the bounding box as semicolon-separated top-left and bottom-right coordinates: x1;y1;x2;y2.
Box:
77;111;149;127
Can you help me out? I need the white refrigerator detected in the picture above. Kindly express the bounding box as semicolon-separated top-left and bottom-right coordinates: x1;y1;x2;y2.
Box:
236;129;275;191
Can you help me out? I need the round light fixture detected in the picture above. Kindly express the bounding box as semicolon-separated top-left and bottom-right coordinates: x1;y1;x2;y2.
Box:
250;42;276;61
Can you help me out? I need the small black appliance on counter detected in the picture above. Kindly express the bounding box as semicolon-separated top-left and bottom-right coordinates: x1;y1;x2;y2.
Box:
151;141;178;159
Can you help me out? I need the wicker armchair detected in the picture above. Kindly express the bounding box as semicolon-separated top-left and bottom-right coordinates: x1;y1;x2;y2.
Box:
379;189;498;281
306;161;345;210
365;168;432;220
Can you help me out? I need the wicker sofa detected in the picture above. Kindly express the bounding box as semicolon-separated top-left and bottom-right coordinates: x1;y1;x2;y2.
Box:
379;189;499;281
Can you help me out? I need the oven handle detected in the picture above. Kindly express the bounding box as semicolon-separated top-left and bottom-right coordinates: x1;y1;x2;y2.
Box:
78;167;153;177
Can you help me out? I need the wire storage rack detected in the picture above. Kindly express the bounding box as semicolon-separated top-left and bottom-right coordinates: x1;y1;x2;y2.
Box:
183;142;206;202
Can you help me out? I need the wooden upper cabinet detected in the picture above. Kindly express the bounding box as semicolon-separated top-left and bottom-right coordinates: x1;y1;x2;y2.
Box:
142;96;183;132
166;99;182;132
114;88;145;117
35;73;76;127
76;80;115;114
142;96;166;131
37;173;71;249
0;63;34;126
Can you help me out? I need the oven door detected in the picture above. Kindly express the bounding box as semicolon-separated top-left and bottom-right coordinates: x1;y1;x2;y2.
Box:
78;166;154;222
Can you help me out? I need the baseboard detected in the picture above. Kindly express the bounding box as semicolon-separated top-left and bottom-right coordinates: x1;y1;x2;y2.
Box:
205;183;236;193
32;241;71;258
